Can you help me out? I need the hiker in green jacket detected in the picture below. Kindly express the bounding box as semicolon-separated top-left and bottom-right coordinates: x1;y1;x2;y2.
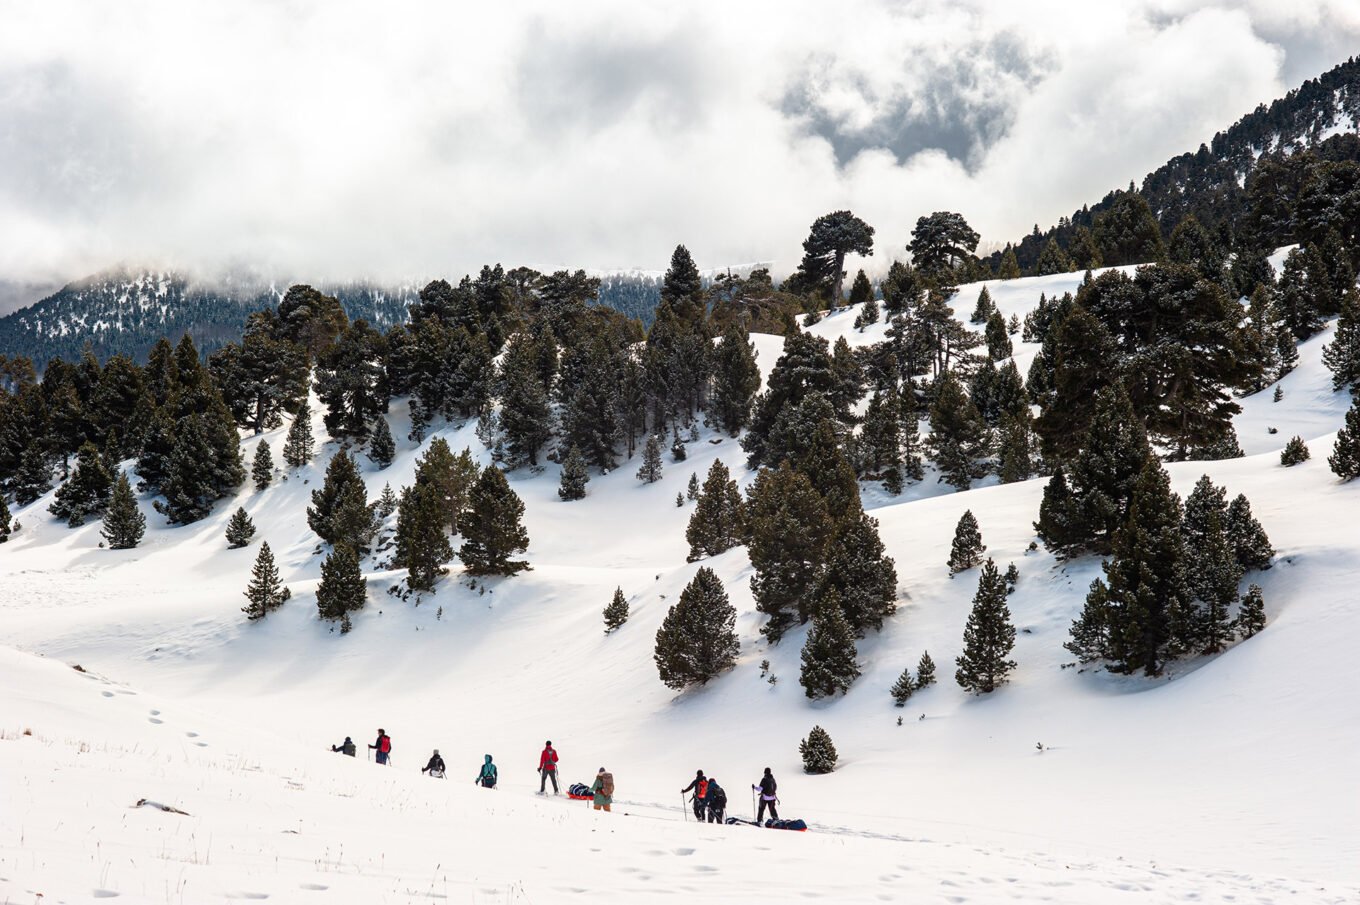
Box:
591;767;614;812
475;754;498;788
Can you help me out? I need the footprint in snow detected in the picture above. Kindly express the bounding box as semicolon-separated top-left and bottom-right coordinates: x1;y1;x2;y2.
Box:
194;741;209;747
298;884;328;891
150;709;160;716
185;731;198;738
148;717;163;724
672;847;696;856
101;691;114;698
92;891;120;899
227;894;270;901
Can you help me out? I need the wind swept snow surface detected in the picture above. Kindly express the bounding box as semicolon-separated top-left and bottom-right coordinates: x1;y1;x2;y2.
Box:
3;267;1358;903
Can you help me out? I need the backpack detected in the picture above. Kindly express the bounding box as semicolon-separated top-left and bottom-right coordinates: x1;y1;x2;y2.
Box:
695;779;709;799
544;748;558;769
600;772;614;797
708;782;726;809
481;763;497;782
379;735;392;753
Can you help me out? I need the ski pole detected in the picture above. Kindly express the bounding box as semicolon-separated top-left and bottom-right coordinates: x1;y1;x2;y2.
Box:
752;788;758;820
682;794;687;822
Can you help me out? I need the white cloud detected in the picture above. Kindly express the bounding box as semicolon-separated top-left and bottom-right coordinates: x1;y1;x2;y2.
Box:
0;0;1353;291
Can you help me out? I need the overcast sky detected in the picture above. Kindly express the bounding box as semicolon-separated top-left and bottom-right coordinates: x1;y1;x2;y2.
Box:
1;0;1357;301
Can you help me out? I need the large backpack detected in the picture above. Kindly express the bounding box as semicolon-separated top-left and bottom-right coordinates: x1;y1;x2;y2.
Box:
379;735;392;754
600;772;615;797
544;748;558;770
708;782;727;809
695;779;709;799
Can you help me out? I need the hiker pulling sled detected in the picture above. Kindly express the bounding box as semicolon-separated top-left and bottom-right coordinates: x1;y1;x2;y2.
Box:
421;749;446;778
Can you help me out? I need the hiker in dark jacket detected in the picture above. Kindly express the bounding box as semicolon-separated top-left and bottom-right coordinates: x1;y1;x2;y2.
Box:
680;769;709;822
369;729;392;765
591;767;614;812
331;736;356;756
422;749;445;777
753;767;778;821
703;777;727;823
538;741;559;794
475;754;498;788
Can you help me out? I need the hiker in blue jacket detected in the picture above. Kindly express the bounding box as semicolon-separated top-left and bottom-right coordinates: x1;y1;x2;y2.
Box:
753;767;779;821
703;777;727;823
475;754;498;788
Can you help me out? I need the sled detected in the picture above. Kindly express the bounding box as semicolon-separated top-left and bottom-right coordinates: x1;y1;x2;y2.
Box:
567;782;594;801
724;816;808;831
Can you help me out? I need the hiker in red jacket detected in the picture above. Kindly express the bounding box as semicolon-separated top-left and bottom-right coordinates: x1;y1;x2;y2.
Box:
538;740;559;794
369;729;392;765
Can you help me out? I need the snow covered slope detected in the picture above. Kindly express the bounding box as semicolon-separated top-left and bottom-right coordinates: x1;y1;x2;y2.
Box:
3;266;1358;903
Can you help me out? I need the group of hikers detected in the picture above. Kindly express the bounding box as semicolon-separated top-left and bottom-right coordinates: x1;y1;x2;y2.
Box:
330;733;781;822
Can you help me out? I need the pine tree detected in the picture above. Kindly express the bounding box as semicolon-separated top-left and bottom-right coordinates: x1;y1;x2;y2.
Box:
1225;493;1274;571
820;509;898;636
710;324;761;437
800;587;861;698
1280;436;1310;466
637;435;664;483
915;651;936;688
242;541;289;620
283;404;315;468
970;286;996;324
1329;395;1360;481
307;450;375;551
558;444;589;501
376;482;398;517
497;332;553;468
1035;237;1073;275
412;440;479;534
675;492;684;507
997;411;1035;484
925;370;991;490
316;544;366;626
947;509;985;575
0;494;10;544
1066;579;1111;663
954;559;1017;694
49;441;114;526
222;506;254;548
1180;476;1240;655
394;481;453;591
985;310;1012;361
685;459;746;561
890;666;916;705
154;415;222;525
1060;384;1153;555
1322;288;1360;394
12;444;54;506
1236;584;1266;639
252;441;274;490
851;270;880;329
604;586;629;632
998;245;1022;279
799;725;838;774
1004;562;1019;595
746;463;833;640
686;472;700;501
98;472;144;548
653;567;739;689
368;416;396;468
459;466;530;576
1098;460;1189;676
671;429;687;463
1034;467;1082;556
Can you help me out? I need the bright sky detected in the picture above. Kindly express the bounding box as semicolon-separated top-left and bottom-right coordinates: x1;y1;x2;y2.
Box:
0;0;1356;291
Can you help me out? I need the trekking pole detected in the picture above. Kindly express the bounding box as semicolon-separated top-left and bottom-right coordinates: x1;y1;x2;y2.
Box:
752;789;758;821
682;794;687;822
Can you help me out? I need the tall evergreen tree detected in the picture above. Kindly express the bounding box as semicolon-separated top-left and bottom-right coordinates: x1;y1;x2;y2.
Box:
1274;246;1326;340
558;444;589;501
307;450;375;551
998;245;1022;279
283;403;315;468
368;416;396;469
925;370;991;490
154;415;223;525
1033;305;1120;464
820;509;898;636
746;462;833;641
858;389;905;492
1093;460;1189;676
1034;467;1082;555
603;586;629;632
1035;237;1073;275
799;587;861;699
710;324;761;436
0;493;11;544
49;441;114;526
252;440;274;490
497;331;553;468
316;544;366;630
459;466;531;576
653;567;739;689
225;507;256;548
742;331;836;465
637;435;664;483
1322;288;1360;395
984;310;1012;361
947;509;985;575
242;541;289;620
314;320;388;441
851;270;880;329
909;211;979;281
394;481;453;591
969;286;996;324
1330;395;1360;481
1225;493;1274;571
413;439;479;534
685;459;746;561
100;472;145;549
1180;476;1241;654
1053;384;1152;556
792;210;875;303
997;411;1035;484
954;559;1017;694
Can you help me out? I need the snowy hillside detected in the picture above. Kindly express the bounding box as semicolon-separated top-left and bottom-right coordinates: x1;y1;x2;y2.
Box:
3;267;1359;903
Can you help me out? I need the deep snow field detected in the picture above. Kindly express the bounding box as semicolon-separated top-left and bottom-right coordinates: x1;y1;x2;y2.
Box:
2;265;1358;904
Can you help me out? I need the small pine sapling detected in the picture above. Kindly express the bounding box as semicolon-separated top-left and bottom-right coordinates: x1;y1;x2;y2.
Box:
100;473;146;550
252;441;274;490
242;541;290;620
376;483;398;517
1272;386;1283;403
915;651;937;688
890;666;916;705
637;435;664;483
947;509;986;575
675;492;684;507
1004;562;1019;595
671;430;687;462
558;445;590;501
1236;584;1266;638
799;725;838;774
1280;436;1310;466
686;472;700;501
603;586;629;633
225;507;256;548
